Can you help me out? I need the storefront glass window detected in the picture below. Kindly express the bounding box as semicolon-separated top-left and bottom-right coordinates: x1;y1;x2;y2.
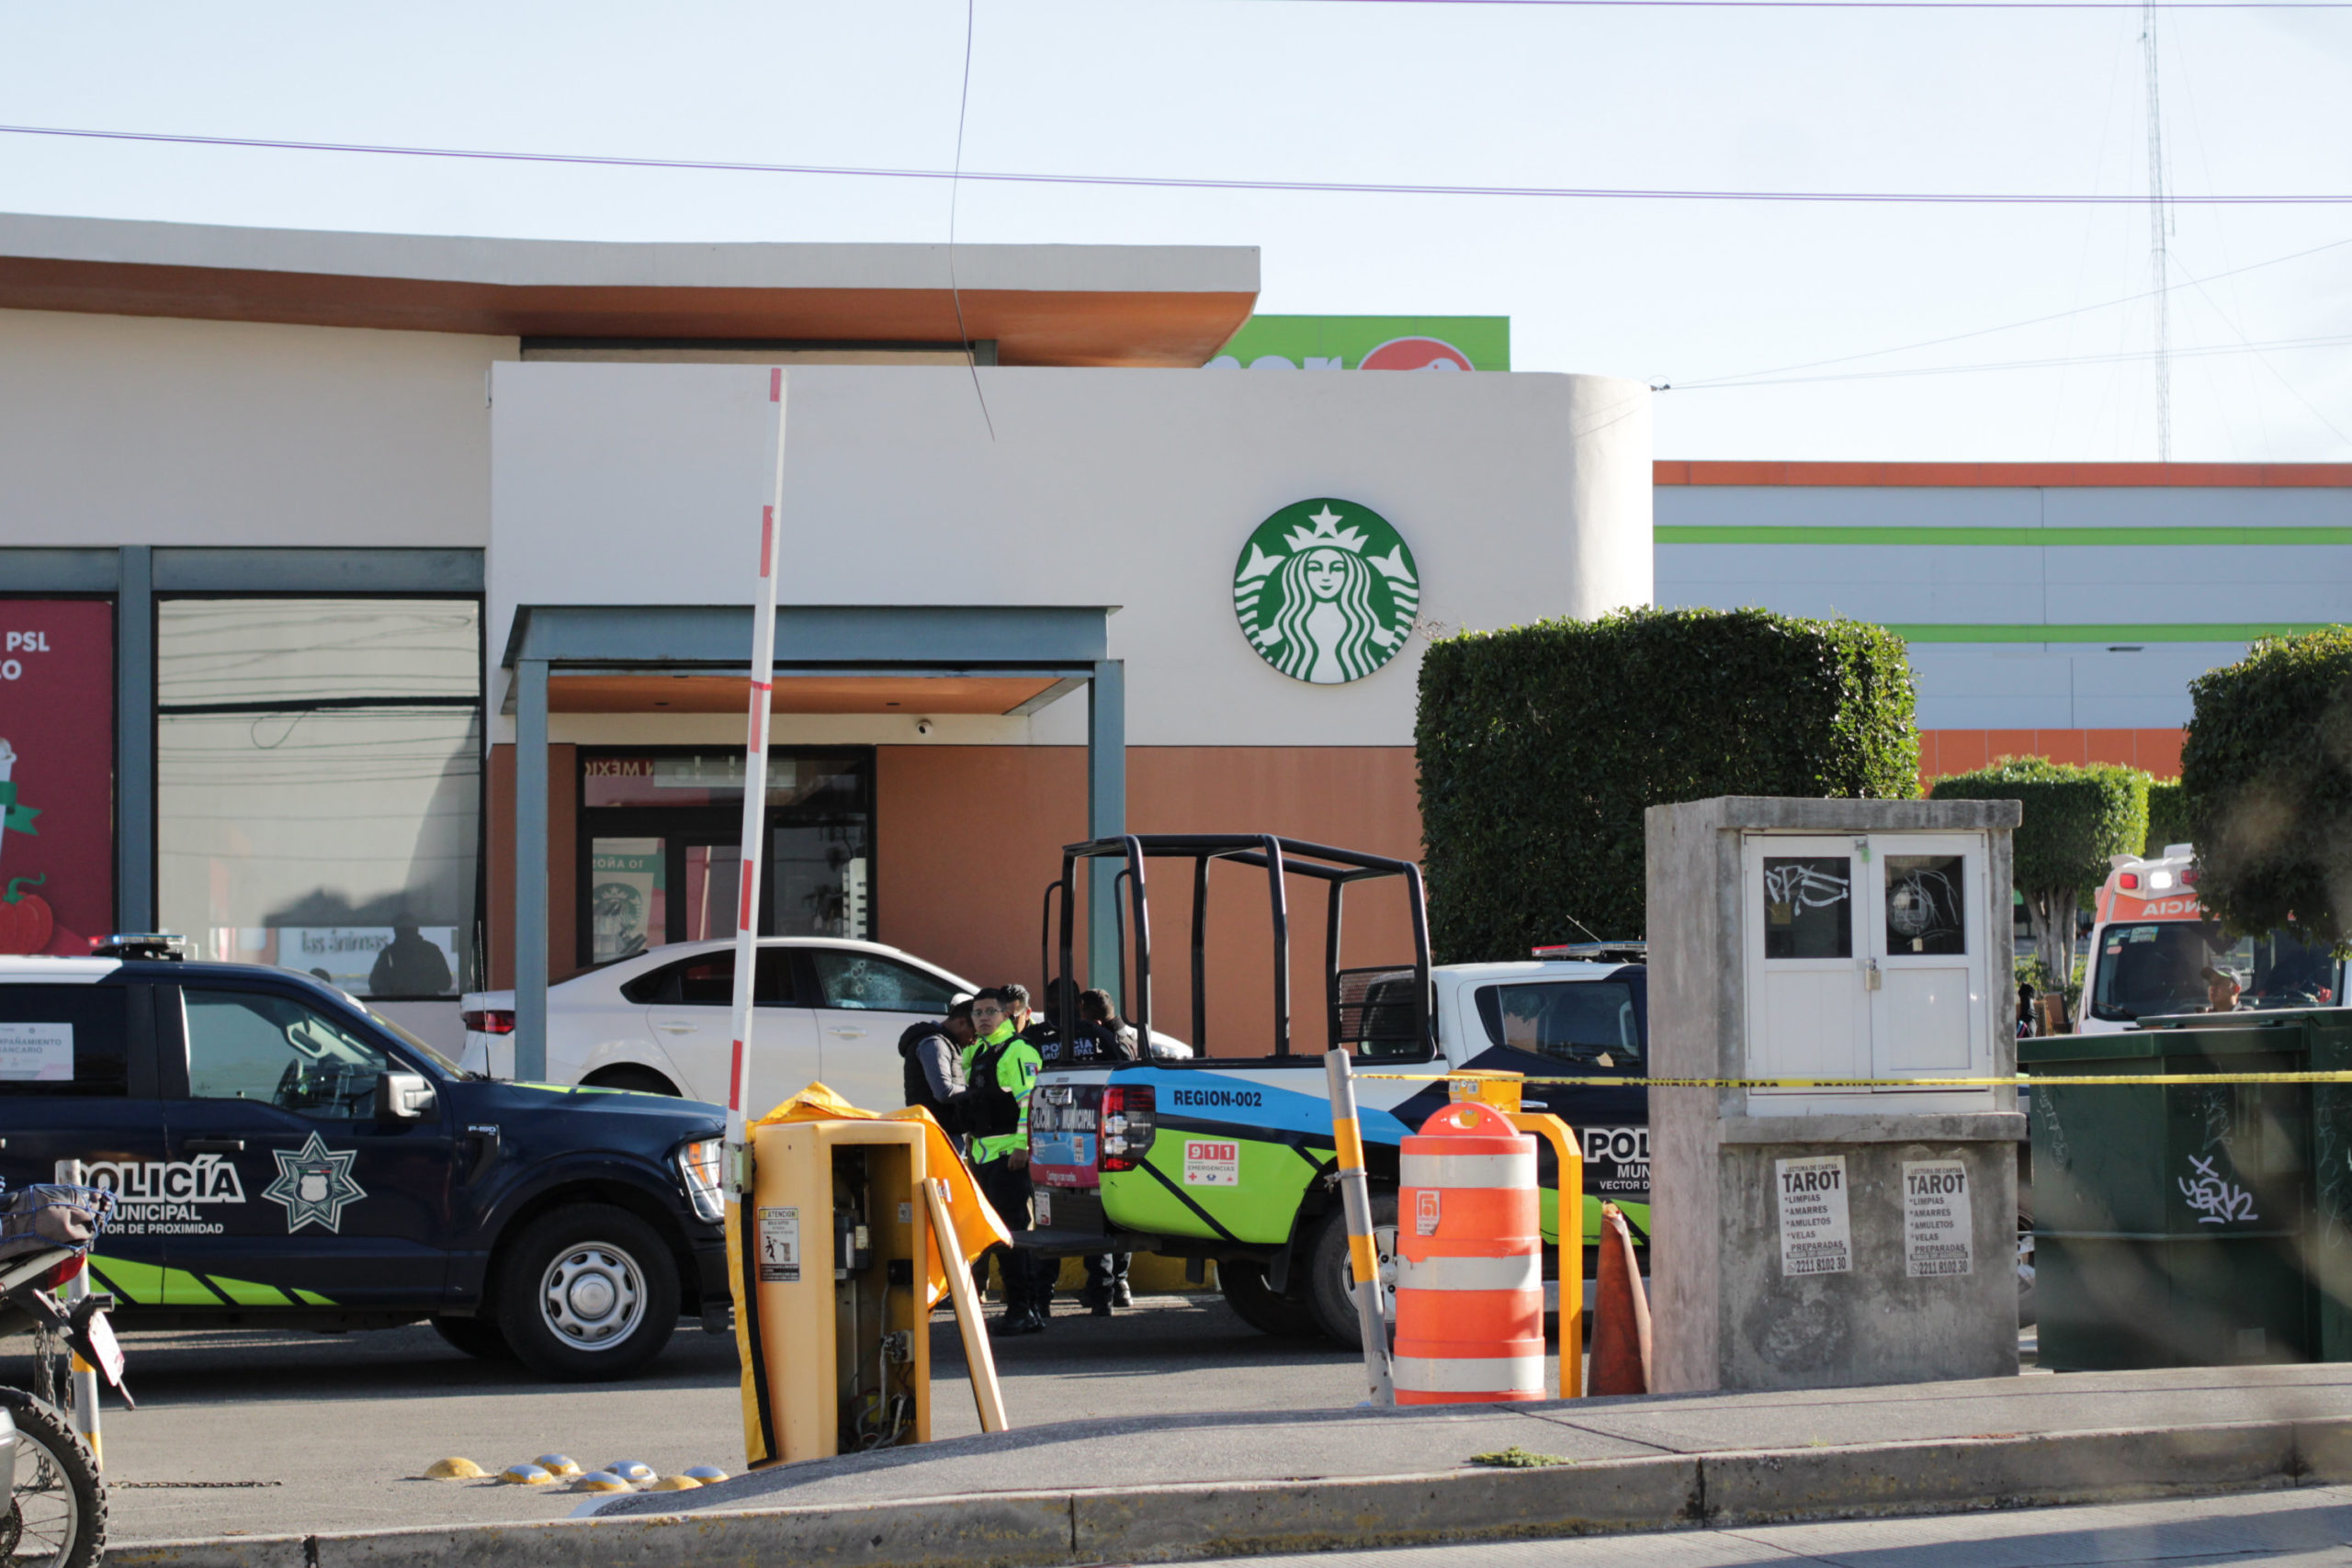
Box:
579;750;870;963
157;599;481;998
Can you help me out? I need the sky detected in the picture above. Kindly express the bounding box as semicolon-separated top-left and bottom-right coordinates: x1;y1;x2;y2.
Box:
0;0;2346;460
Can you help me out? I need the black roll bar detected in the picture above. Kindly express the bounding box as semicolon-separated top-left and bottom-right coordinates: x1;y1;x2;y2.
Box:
1039;833;1433;1059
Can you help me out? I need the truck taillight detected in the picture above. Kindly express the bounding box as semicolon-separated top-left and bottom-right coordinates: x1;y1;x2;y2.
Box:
1099;1085;1156;1172
462;1010;515;1035
40;1253;85;1291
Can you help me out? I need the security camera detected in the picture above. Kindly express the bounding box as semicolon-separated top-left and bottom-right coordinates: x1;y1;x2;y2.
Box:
914;718;935;738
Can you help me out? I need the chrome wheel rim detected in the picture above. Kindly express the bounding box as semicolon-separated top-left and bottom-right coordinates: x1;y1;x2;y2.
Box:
539;1242;647;1352
7;1427;81;1568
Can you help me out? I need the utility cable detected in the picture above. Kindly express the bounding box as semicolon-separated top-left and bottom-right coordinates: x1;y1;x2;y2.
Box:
1664;231;2352;389
1;123;2348;205
946;0;995;441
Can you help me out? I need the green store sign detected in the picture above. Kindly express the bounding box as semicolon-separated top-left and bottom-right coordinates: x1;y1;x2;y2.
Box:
1205;315;1509;373
1232;499;1419;684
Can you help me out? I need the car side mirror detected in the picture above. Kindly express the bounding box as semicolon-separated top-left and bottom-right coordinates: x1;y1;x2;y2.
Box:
377;1071;437;1121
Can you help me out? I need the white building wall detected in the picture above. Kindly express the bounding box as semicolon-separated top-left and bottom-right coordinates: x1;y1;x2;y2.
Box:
489;363;1653;748
1655;481;2352;731
0;307;510;548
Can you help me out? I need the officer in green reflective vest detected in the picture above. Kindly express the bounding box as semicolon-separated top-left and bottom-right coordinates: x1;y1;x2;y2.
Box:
963;987;1049;1334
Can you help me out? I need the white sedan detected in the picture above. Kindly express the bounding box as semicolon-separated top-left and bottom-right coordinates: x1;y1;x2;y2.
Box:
458;938;978;1111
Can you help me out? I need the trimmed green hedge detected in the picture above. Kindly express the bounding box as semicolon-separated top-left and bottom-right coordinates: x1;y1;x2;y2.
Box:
2144;778;2191;857
1415;606;1918;962
1931;758;2148;988
2180;626;2352;950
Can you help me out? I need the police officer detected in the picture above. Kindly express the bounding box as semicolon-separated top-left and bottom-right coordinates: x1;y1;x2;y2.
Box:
900;999;978;1149
964;987;1051;1335
1067;987;1141;1314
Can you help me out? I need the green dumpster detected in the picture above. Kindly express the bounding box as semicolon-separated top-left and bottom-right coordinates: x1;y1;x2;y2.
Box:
2023;1009;2352;1371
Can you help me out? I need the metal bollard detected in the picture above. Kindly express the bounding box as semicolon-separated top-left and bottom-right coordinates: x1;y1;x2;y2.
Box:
1324;1050;1395;1405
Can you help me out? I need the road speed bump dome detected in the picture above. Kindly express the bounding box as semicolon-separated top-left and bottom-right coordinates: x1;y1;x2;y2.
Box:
647;1476;702;1491
572;1471;633;1493
423;1458;487;1480
498;1463;556;1485
683;1465;729;1483
534;1454;582;1477
605;1461;656;1483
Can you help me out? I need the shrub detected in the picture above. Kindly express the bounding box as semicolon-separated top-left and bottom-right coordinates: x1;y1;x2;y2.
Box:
2180;626;2352;952
2143;778;2191;857
1415;606;1918;963
1930;759;2148;992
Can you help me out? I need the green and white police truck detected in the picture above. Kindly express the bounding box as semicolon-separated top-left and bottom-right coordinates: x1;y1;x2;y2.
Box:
1024;834;1649;1345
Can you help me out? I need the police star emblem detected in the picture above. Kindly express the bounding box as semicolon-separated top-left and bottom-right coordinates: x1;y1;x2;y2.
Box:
262;1131;368;1234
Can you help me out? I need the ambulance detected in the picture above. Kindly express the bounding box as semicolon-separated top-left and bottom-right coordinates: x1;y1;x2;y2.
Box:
2079;843;2341;1032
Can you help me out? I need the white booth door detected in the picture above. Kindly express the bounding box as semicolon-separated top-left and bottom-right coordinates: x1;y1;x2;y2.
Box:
1743;832;1991;1111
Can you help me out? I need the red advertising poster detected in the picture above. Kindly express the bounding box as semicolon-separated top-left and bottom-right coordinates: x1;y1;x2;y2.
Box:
0;601;113;954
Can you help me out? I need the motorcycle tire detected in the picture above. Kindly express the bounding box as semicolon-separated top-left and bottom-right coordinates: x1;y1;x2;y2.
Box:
0;1388;105;1568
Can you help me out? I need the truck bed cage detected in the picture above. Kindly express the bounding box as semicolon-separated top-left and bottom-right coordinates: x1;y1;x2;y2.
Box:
1042;833;1433;1060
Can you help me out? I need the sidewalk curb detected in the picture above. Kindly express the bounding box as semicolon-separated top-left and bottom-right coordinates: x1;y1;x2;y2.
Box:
105;1415;2352;1568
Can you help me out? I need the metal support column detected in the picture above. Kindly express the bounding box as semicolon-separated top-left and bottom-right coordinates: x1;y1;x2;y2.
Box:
514;659;550;1082
115;547;154;932
1086;660;1125;1009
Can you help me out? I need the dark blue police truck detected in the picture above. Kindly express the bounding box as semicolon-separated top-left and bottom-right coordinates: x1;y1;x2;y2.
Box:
0;951;729;1380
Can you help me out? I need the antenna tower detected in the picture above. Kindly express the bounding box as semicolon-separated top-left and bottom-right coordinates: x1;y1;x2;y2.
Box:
2143;0;2172;462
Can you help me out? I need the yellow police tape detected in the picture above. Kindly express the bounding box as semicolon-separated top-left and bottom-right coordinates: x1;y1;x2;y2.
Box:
1356;1069;2352;1089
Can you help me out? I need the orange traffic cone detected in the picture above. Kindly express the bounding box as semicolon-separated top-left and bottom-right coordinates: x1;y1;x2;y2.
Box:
1589;1201;1652;1395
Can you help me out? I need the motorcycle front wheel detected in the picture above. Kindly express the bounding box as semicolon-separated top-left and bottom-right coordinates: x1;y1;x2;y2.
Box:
0;1388;104;1568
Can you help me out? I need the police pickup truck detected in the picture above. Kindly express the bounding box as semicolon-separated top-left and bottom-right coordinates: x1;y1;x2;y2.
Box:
1023;835;1648;1346
0;948;729;1380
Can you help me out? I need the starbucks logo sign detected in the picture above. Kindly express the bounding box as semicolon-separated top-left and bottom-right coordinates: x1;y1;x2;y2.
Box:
1231;499;1419;684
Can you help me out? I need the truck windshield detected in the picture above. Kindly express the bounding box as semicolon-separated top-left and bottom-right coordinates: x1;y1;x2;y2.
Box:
1475;981;1642;1066
2090;922;2338;1021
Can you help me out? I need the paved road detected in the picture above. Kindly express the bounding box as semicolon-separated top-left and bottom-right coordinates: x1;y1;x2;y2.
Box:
1198;1485;2352;1567
99;1292;1429;1543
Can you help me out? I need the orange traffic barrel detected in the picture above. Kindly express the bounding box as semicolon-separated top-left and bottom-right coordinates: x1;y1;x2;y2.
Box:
1393;1100;1544;1404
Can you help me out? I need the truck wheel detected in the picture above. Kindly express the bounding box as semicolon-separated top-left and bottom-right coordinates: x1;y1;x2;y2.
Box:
1216;1259;1322;1337
1306;1191;1397;1348
0;1388;105;1568
431;1314;517;1361
495;1204;680;1381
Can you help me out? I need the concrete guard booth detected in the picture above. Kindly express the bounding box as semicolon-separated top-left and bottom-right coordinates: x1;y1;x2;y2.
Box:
1646;796;2025;1393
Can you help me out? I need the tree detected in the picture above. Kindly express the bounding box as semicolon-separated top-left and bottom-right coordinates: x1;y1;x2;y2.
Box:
2179;626;2352;953
2143;778;2192;858
1416;606;1918;963
1930;759;2148;991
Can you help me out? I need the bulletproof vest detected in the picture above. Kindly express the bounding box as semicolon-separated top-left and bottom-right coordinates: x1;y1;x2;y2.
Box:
966;1037;1025;1138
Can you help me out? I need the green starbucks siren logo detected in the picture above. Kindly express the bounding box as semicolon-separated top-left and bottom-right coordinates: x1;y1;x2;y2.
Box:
1232;499;1419;684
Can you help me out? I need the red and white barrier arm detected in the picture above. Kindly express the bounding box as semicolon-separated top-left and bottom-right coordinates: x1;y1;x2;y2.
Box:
725;367;787;1190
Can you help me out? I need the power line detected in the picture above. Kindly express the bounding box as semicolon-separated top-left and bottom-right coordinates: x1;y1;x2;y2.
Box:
2143;0;2173;460
1673;330;2352;389
2;122;2349;204
1262;0;2351;6
1668;232;2352;389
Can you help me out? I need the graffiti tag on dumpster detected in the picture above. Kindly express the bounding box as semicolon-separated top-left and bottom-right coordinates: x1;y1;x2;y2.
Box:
2178;1155;2258;1224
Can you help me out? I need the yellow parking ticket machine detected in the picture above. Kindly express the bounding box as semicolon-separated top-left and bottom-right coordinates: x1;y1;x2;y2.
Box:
741;1116;932;1463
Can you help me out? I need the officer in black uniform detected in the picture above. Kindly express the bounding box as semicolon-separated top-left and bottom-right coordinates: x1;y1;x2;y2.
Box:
899;999;978;1149
1065;988;1141;1314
